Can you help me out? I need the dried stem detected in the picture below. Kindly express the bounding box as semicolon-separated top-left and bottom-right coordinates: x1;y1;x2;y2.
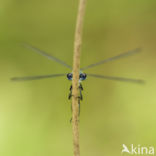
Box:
72;0;87;156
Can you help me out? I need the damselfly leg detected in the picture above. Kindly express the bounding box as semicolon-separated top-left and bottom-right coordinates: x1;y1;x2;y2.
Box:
68;83;83;116
68;84;83;100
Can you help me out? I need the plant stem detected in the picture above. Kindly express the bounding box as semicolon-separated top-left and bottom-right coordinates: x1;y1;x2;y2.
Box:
72;0;87;156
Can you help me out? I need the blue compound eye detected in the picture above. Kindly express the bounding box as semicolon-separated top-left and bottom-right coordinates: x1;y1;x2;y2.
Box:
67;73;73;80
79;73;87;81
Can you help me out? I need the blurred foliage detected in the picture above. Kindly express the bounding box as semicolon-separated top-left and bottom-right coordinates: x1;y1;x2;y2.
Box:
0;0;156;156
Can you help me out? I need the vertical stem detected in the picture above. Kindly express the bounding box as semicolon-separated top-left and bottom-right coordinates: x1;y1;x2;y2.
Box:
72;0;87;156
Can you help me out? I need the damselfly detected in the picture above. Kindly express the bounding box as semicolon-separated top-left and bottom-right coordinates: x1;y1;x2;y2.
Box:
11;44;144;115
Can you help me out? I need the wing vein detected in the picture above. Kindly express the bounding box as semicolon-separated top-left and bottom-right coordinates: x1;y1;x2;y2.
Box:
11;73;66;81
87;73;145;84
23;43;72;70
81;48;141;70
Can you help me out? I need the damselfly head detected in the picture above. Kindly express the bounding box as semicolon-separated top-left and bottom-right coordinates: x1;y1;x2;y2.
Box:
67;72;87;81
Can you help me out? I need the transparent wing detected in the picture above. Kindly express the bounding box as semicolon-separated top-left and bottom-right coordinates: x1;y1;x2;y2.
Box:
23;43;72;70
87;74;145;84
11;73;66;81
81;48;141;71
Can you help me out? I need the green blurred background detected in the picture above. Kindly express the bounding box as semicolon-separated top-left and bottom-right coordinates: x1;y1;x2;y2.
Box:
0;0;156;155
